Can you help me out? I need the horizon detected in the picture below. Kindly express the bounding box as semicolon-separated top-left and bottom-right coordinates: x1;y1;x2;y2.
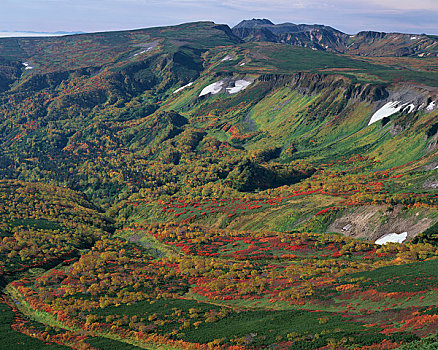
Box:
2;0;438;36
0;18;436;39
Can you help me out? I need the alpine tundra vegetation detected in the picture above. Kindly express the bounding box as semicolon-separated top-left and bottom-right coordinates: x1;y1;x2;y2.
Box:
0;18;438;350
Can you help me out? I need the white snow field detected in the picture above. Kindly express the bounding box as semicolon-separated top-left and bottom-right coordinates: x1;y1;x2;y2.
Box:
226;80;252;94
368;101;407;125
173;82;194;94
375;232;408;245
427;101;436;111
221;55;233;61
22;62;33;70
199;81;224;97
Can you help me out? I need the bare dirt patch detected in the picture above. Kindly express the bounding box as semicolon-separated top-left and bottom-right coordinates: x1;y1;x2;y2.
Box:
328;204;434;242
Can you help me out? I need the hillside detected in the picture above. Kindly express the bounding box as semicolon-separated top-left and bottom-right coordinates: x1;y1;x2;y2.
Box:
0;20;437;349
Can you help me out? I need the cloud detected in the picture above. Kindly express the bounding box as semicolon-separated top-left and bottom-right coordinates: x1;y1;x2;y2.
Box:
221;0;308;10
365;0;438;11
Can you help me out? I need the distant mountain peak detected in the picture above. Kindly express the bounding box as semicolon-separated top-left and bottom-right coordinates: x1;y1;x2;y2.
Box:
234;19;275;28
231;19;438;57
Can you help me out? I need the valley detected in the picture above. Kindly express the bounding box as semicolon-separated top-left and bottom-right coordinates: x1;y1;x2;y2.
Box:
0;20;437;349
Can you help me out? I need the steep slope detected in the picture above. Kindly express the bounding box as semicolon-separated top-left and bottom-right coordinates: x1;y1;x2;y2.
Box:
157;70;438;234
0;21;436;216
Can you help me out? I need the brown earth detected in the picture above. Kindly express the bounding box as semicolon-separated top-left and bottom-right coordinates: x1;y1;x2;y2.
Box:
328;204;434;242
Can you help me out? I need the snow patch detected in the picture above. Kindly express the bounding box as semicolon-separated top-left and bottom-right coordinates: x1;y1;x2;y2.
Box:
22;62;33;70
221;55;233;61
226;80;252;94
312;48;318;51
133;47;153;57
375;232;408;245
173;82;194;94
410;36;418;40
199;81;224;97
427;101;436;111
343;224;352;231
368;101;407;125
239;62;246;66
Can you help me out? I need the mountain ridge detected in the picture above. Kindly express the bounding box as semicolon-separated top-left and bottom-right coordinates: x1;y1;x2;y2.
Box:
232;18;438;57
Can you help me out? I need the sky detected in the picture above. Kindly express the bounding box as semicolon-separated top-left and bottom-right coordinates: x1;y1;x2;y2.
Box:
1;0;438;35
